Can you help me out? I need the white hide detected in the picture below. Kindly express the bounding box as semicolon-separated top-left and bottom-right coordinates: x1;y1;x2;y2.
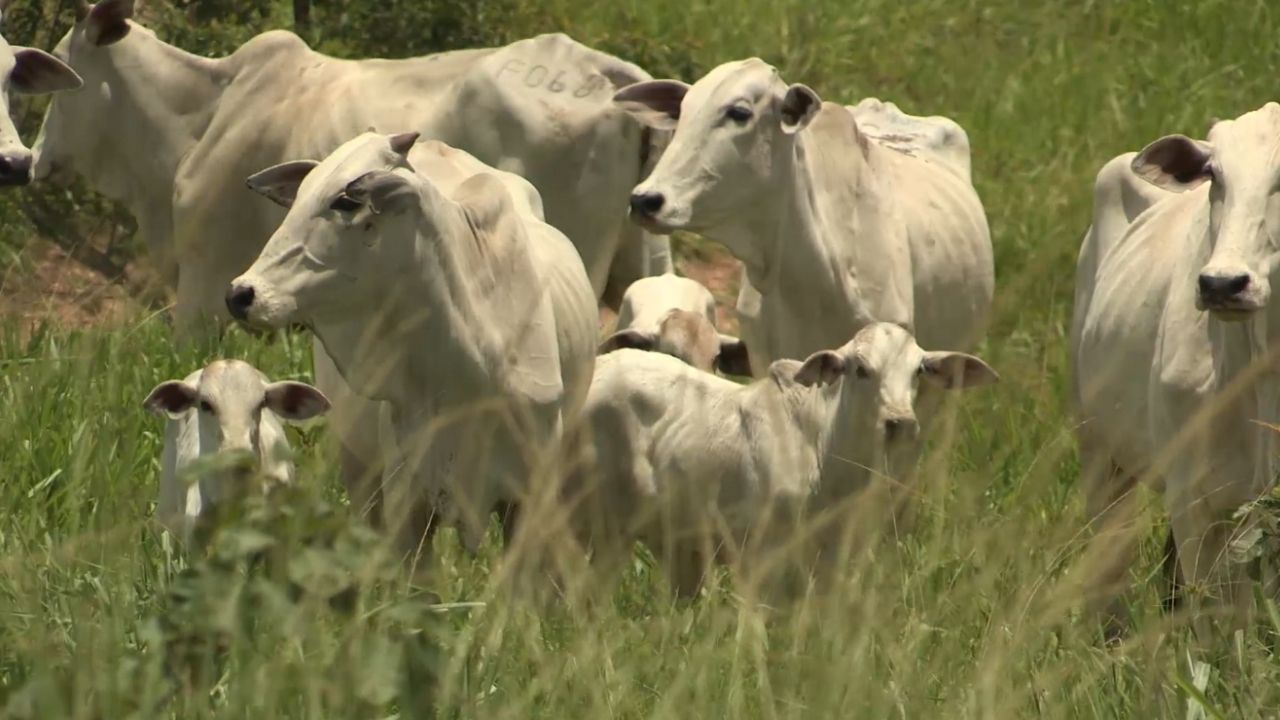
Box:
143;359;330;542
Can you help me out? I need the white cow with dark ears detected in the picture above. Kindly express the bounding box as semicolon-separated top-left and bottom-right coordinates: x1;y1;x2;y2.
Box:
143;359;330;542
0;3;81;185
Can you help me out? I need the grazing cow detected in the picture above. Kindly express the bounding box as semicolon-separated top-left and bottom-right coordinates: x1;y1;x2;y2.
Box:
572;323;997;596
228;133;598;558
1073;103;1280;637
614;59;993;371
31;0;668;523
0;6;81;185
143;360;330;542
599;272;751;376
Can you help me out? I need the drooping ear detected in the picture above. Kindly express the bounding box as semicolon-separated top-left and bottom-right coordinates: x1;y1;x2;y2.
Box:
9;48;83;94
143;380;198;417
83;0;134;46
780;83;821;135
246;160;319;208
264;381;331;421
599;328;657;355
345;169;419;215
613;80;690;131
920;351;999;390
795;349;847;387
388;131;419;158
715;334;752;377
1131;134;1214;192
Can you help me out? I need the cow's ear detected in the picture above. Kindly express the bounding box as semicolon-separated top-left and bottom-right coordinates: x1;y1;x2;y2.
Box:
143;381;198;418
780;84;821;135
1132;134;1214;192
715;334;752;377
84;0;134;46
599;328;656;355
613;80;689;131
246;160;319;208
920;351;999;390
264;381;331;422
345;169;419;215
9;48;83;94
795;349;846;387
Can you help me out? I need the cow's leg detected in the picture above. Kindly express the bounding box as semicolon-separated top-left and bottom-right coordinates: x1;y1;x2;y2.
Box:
312;342;386;527
1079;440;1142;642
1160;529;1184;613
1168;476;1257;642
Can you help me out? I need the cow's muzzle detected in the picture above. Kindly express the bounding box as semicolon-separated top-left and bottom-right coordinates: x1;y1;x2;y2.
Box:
1197;271;1266;318
226;284;256;321
0;153;33;187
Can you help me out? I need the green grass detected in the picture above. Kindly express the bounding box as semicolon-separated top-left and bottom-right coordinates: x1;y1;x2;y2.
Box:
6;0;1280;716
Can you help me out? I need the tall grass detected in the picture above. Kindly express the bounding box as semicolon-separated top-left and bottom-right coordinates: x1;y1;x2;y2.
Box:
5;0;1280;716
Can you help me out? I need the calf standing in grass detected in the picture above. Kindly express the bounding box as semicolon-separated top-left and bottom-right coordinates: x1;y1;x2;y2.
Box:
600;272;751;376
143;360;330;542
572;322;997;597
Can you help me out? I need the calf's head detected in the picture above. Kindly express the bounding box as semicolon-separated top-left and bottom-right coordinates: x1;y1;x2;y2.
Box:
600;308;751;376
143;360;329;499
614;59;820;234
0;8;82;186
1133;103;1280;319
229;131;426;330
793;323;997;470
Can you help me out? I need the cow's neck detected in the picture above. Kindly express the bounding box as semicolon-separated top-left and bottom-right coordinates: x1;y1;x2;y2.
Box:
91;30;226;209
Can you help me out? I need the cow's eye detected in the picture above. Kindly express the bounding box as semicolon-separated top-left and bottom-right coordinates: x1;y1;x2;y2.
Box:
330;194;362;213
199;399;215;415
725;105;753;123
854;364;870;380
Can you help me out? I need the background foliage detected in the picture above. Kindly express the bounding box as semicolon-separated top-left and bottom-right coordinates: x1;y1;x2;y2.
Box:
4;0;1280;717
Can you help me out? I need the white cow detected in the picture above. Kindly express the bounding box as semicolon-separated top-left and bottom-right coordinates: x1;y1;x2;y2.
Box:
0;6;81;185
228;133;598;558
31;1;669;525
599;272;751;375
143;359;330;542
572;323;996;596
613;59;994;371
1073;103;1280;637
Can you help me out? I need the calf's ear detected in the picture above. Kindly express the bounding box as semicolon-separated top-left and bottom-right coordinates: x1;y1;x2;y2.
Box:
613;80;690;131
920;352;999;390
143;381;198;417
10;48;83;94
795;349;847;387
1131;134;1213;192
599;328;657;355
264;382;331;421
715;334;752;377
247;160;319;208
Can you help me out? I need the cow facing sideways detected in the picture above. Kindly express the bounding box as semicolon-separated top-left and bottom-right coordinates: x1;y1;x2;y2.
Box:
613;59;994;372
30;0;668;528
599;272;751;376
228;133;598;560
1073;103;1280;638
572;323;997;597
0;6;81;185
143;360;330;543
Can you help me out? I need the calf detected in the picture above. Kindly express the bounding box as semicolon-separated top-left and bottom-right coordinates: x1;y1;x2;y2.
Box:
599;273;751;375
573;322;996;596
143;360;330;541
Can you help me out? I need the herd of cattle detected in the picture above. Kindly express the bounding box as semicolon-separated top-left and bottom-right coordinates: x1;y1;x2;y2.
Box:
3;0;1278;634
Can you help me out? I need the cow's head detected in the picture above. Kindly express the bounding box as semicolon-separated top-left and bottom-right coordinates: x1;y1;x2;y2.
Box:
614;59;820;235
792;323;996;473
0;9;82;186
1133;103;1280;320
600;309;751;376
30;0;134;186
143;360;329;506
229;131;426;331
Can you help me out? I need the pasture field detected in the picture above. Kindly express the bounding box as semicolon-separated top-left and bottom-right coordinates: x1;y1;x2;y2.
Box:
4;0;1280;716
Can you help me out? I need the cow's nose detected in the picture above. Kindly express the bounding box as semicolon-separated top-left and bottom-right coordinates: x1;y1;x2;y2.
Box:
225;284;256;320
0;154;33;186
629;191;665;217
884;417;919;442
1198;273;1251;304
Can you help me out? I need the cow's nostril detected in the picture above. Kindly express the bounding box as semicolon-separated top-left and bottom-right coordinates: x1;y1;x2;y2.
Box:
629;191;666;217
225;284;256;320
0;155;33;186
1198;273;1251;302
